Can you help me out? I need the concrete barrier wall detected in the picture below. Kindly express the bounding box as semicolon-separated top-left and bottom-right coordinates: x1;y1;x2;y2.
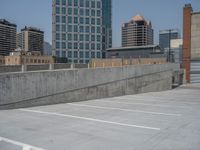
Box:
0;64;179;109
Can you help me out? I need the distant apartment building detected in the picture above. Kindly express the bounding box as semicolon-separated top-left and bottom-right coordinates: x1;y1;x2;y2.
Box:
121;14;154;47
5;51;54;65
170;39;183;63
183;4;200;83
106;45;164;59
52;0;112;64
0;19;17;56
159;29;180;61
17;26;44;54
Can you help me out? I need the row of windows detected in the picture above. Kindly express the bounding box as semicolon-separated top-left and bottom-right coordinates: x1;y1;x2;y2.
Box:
56;0;101;9
55;50;101;59
56;42;102;50
56;33;101;41
56;24;101;34
68;59;89;64
56;16;101;25
56;7;101;17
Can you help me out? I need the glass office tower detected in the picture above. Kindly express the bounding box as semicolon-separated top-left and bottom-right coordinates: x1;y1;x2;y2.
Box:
52;0;112;63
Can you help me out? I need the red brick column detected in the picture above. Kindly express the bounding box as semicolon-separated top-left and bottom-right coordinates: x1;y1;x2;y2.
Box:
183;4;192;83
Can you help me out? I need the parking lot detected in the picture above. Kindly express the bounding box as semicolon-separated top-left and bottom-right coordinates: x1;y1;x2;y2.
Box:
0;84;200;150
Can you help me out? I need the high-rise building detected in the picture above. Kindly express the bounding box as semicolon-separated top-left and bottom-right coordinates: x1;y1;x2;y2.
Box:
121;14;153;47
183;4;200;83
52;0;112;64
0;19;17;56
17;26;44;53
159;29;180;61
170;39;183;63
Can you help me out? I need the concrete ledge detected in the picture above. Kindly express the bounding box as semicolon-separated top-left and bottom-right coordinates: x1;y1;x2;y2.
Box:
0;64;179;109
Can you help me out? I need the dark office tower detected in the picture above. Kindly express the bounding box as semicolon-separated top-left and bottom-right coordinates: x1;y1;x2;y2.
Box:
0;19;17;56
17;27;44;53
102;0;112;58
122;14;153;47
159;29;180;51
52;0;112;64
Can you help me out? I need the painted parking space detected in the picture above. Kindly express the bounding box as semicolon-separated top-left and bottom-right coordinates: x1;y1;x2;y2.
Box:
0;85;200;150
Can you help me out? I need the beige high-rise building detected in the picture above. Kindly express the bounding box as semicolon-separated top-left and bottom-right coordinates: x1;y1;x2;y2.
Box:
0;19;17;56
122;14;153;47
17;26;44;53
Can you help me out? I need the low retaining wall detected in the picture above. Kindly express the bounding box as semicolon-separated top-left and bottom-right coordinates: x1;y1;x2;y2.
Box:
0;64;180;109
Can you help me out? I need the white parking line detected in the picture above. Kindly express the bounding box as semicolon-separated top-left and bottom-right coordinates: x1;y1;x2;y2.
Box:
0;136;45;150
68;103;181;116
20;109;161;131
96;100;189;108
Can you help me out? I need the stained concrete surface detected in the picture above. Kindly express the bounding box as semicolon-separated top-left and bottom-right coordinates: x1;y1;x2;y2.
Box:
0;84;200;150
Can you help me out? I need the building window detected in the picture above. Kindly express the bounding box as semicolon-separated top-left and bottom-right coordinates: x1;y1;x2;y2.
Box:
56;0;60;5
62;0;66;5
62;7;66;14
85;26;90;33
74;51;78;58
91;52;95;58
68;51;72;58
79;43;84;50
80;34;84;41
97;52;101;58
68;42;72;49
85;35;90;41
91;18;95;25
91;27;95;33
91;43;95;50
97;1;101;8
68;25;72;32
74;43;78;49
68;0;72;6
97;35;101;42
56;42;60;49
85;43;89;50
62;33;66;40
74;0;78;6
91;1;95;8
80;17;84;24
80;26;84;33
74;8;78;15
62;16;66;23
56;7;60;14
86;0;90;7
97;18;101;25
56;33;60;40
56;16;60;22
97;27;101;33
74;34;78;41
85;18;89;24
68;16;72;23
80;9;84;15
91;10;95;16
91;35;95;41
62;42;66;49
85;51;90;58
68;7;72;15
74;25;78;32
62;51;66;57
97;10;101;17
85;9;90;16
80;0;84;7
74;17;78;24
62;25;66;32
79;51;84;58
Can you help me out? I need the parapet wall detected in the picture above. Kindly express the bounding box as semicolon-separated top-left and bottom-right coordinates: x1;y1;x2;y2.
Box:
0;64;180;109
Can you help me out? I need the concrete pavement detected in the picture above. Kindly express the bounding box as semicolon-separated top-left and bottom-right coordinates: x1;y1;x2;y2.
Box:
0;84;200;150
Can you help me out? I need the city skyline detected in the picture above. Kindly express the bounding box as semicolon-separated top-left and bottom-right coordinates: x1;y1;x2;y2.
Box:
0;0;200;47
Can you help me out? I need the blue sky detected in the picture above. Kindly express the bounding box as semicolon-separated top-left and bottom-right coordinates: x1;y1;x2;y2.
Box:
0;0;200;47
